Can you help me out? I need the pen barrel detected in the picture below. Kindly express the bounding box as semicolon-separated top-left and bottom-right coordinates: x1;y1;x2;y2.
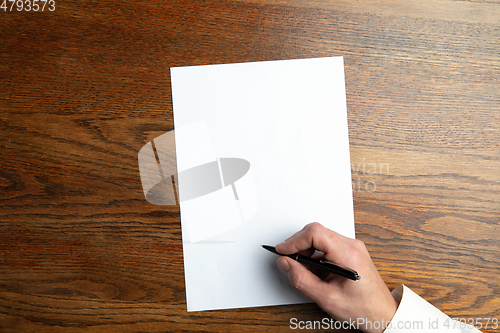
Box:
295;255;359;281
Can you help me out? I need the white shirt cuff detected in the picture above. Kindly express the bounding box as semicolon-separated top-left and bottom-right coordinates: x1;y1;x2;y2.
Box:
383;285;481;333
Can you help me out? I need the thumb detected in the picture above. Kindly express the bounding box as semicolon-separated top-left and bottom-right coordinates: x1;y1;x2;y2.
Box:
277;257;331;302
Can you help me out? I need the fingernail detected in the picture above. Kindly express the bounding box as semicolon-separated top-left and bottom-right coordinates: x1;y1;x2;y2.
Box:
277;258;290;273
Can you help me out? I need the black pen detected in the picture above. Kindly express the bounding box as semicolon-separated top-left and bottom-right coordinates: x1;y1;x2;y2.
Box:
261;245;360;281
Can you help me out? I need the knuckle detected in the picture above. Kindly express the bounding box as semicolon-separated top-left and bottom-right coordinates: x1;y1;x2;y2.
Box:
350;239;369;262
353;239;367;250
306;222;322;233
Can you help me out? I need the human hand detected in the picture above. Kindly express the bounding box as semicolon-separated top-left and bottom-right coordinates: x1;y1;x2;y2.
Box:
275;222;397;333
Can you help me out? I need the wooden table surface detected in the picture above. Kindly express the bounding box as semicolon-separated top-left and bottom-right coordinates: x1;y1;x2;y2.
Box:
1;0;499;332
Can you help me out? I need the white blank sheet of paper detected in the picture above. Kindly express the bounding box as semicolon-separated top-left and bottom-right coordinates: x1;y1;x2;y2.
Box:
170;56;355;311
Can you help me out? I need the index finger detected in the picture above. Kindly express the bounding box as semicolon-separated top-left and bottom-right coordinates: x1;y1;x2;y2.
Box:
275;222;349;256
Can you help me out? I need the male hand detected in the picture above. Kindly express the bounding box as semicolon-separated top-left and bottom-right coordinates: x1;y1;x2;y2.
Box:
275;222;397;333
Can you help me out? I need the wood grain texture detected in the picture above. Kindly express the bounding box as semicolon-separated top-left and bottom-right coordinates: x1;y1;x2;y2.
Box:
1;0;498;332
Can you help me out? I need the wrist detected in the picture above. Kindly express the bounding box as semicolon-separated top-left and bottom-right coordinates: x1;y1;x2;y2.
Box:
362;291;398;333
